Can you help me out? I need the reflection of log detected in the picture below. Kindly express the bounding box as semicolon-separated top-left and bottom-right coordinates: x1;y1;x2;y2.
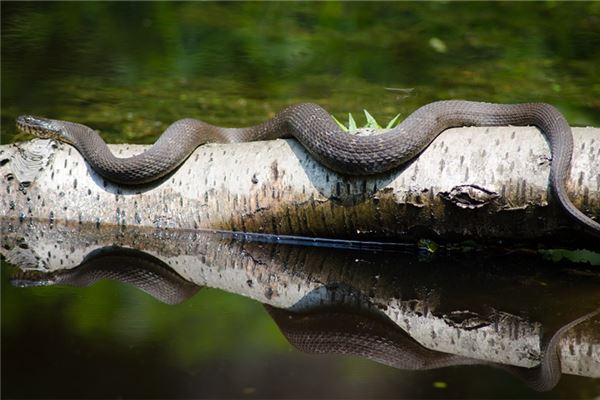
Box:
2;220;599;379
1;127;599;243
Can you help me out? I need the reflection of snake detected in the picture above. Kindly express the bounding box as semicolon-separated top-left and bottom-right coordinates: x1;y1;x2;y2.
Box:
10;246;598;391
10;247;200;304
16;101;600;236
267;305;599;392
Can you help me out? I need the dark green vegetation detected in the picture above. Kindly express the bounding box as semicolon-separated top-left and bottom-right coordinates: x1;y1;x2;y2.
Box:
2;2;600;399
2;2;600;145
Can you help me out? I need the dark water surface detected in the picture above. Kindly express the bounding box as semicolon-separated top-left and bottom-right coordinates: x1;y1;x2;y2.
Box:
2;222;600;399
2;2;600;399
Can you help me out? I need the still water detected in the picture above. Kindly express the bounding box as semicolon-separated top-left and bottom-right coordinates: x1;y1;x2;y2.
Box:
2;2;600;399
3;221;600;398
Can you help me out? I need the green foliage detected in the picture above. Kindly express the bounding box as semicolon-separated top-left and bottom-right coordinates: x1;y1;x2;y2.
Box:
385;113;402;129
2;2;600;143
348;113;357;133
417;239;440;261
333;110;400;133
331;115;348;132
539;249;600;266
363;110;381;129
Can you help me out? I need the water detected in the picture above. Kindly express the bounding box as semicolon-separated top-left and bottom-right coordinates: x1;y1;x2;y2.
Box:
2;221;600;398
2;2;600;398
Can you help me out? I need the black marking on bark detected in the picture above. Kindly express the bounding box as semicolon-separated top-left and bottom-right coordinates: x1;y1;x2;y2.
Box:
270;161;279;181
439;184;500;209
582;187;589;208
265;287;273;300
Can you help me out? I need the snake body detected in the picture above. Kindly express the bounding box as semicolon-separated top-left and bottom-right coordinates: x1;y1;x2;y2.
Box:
16;100;600;236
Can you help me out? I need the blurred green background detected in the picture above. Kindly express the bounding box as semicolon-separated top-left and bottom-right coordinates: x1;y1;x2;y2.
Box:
2;2;600;398
2;1;600;145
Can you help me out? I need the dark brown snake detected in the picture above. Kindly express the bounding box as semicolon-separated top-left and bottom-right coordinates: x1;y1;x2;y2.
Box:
16;101;600;236
11;246;599;392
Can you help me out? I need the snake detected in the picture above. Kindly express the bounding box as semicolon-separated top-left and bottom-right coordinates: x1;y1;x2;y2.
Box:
15;100;600;236
10;245;598;392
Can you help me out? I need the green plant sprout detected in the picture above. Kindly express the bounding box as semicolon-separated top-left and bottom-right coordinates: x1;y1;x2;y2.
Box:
332;110;402;133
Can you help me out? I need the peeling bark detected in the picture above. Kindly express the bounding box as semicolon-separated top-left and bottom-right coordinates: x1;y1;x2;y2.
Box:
1;126;599;243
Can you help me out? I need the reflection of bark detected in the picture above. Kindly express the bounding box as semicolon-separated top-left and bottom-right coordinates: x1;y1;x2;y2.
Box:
1;127;599;243
266;305;599;392
2;220;599;381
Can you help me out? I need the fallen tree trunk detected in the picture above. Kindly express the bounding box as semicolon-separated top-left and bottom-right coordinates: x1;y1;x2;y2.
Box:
1;126;599;243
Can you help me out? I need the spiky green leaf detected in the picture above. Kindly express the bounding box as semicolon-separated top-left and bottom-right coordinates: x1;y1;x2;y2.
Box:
385;113;402;129
331;115;348;132
348;113;357;133
363;109;381;129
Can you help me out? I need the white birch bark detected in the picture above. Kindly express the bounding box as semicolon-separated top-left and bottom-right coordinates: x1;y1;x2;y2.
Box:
1;126;599;241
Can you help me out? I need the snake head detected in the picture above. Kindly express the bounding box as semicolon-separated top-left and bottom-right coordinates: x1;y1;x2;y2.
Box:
16;115;70;142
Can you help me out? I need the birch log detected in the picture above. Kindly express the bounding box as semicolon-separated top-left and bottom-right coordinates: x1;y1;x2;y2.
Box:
1;126;599;243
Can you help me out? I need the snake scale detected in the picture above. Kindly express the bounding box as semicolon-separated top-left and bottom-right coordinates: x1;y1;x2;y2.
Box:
16;100;600;236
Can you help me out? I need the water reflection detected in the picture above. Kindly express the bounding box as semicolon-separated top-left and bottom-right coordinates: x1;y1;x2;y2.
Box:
3;220;599;393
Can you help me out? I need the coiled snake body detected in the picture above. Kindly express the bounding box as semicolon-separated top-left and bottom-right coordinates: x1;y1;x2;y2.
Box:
16;100;600;236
